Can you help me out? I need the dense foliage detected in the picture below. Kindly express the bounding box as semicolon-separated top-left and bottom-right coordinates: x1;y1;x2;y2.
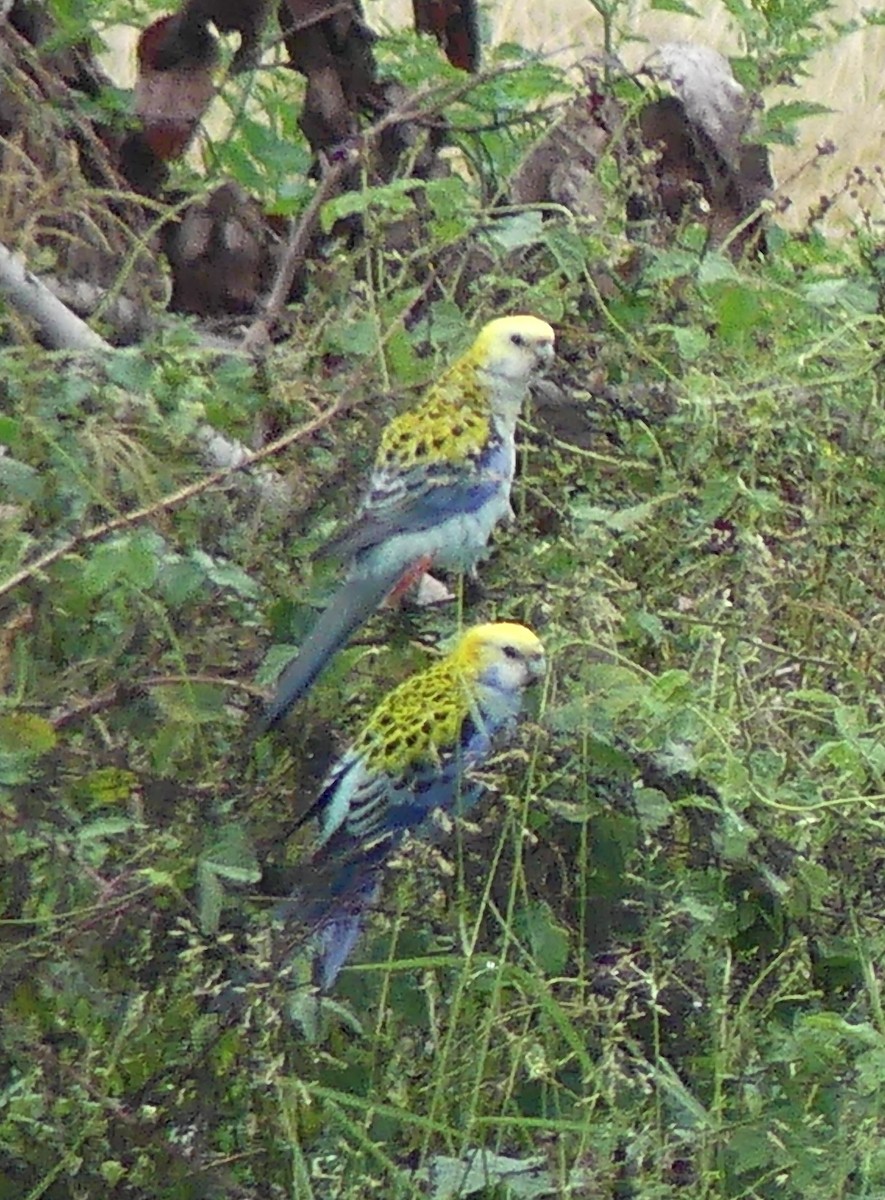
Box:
1;1;884;1197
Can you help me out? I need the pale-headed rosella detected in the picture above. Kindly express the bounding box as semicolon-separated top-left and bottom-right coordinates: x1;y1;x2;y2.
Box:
259;315;555;731
280;621;546;989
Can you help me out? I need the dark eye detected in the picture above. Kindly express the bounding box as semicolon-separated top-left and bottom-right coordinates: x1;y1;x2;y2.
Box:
510;333;526;348
502;645;521;660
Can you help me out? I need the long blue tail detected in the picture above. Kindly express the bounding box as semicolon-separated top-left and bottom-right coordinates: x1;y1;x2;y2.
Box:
258;567;402;732
311;876;380;990
276;865;381;991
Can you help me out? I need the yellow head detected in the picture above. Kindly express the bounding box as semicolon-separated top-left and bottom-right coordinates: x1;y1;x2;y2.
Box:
451;621;546;689
469;315;556;383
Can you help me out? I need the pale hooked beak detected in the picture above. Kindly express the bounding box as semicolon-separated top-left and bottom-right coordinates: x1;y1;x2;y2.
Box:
527;650;547;681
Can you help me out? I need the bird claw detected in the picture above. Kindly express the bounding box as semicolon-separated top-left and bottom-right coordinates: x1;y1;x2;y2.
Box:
415;573;455;606
384;554;434;607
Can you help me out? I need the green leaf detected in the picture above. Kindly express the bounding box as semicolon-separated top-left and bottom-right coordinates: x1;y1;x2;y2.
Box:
698;254;740;287
0;714;57;755
650;0;701;15
215;140;265;192
541;797;598;822
415;298;470;352
713;805;756;861
801;278;851;306
626;610;665;645
672;326;709;362
197;862;225;936
77;817;137;841
385;325;424;385
158;558;206;606
486;211;544;251
419;1150;592;1199
633;786;673;832
425;176;475;241
759;101;833;146
714;284;762;340
545;226;589;281
137;868;180;891
321;179;417;234
606;500;662;533
0;753;34;785
324;316;379;358
82;532;162;596
699;473;740;520
764;100;833;125
0;455;42;501
197;823;260;935
258;642;301;687
100;1161;127;1187
644;249;699;283
802;277;878;311
191;551;260;598
0;415;22;445
583;665;649;715
519;900;570;976
201;823;261;886
725;1127;774;1173
268;176;315;217
570;501;613;529
70;767;137;808
650;669;693;702
683;893;718;923
105;351;155;393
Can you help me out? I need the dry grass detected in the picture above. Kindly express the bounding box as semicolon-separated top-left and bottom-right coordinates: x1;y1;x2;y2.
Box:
101;1;885;228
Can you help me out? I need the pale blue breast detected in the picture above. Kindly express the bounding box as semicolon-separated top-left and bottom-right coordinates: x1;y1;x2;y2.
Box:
355;427;515;579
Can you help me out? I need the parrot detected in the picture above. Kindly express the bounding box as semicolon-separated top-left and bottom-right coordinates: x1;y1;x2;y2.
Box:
259;314;556;732
279;621;547;990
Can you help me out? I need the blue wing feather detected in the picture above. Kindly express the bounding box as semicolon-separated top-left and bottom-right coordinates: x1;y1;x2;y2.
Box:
322;435;508;562
318;706;493;856
279;703;498;988
261;433;513;730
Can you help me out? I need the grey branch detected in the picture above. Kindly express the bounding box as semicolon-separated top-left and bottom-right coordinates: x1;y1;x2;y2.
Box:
0;240;289;508
0;240;111;351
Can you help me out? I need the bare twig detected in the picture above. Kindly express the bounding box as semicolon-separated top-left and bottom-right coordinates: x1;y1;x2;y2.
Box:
242;153;357;353
241;67;523;353
0;400;352;602
51;674;265;728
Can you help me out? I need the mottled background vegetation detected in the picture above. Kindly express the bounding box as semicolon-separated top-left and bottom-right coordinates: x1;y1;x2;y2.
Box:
1;1;884;1198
